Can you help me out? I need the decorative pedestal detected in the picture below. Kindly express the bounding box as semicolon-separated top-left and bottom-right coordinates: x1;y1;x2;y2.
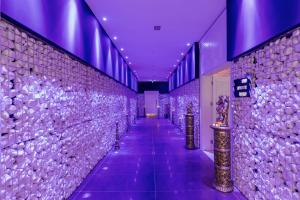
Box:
114;122;120;150
185;112;195;150
210;125;233;192
126;114;129;132
171;111;175;124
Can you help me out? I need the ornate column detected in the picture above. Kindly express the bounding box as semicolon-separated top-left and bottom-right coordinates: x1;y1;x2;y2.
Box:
210;96;233;192
210;125;233;192
126;114;129;132
185;103;195;150
114;122;120;150
171;111;175;124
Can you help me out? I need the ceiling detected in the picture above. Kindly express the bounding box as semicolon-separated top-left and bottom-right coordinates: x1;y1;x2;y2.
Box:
85;0;226;81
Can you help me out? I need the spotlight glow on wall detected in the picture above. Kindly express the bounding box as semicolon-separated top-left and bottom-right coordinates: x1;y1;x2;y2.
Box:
66;0;79;52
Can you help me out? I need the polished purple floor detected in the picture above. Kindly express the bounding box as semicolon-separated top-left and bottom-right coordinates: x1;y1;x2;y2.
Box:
69;119;246;200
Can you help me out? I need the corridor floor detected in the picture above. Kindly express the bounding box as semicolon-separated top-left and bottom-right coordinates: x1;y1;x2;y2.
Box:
69;119;246;200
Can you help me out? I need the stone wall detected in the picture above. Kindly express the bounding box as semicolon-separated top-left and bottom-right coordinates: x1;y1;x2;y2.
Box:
232;27;300;200
0;19;136;200
170;79;200;147
159;94;170;118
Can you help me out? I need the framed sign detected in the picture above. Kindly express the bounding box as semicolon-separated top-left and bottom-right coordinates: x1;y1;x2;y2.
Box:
234;78;251;97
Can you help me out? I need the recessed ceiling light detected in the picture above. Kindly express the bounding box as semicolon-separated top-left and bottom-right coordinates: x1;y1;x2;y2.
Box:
129;62;132;65
102;17;107;21
125;56;129;59
154;26;161;31
186;42;191;46
181;52;184;56
113;36;117;40
120;48;124;51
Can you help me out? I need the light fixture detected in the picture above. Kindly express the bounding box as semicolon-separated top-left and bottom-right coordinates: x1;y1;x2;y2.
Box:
186;42;191;46
177;59;180;62
129;62;132;65
181;52;184;56
173;64;176;67
120;48;124;51
113;36;117;40
102;17;107;21
125;56;129;59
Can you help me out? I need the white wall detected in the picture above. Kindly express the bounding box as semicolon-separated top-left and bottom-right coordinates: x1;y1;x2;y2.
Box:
200;10;228;75
144;91;159;115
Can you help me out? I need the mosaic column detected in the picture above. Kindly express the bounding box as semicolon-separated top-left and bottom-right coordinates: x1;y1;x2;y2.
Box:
185;104;195;150
210;125;233;192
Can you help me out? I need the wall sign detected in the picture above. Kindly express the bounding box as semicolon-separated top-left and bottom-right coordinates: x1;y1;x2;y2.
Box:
234;78;251;97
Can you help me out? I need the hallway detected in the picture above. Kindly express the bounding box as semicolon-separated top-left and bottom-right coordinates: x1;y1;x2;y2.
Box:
69;119;245;200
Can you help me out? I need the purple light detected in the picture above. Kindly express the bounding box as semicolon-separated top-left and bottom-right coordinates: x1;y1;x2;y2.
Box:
228;0;300;60
65;0;79;52
1;0;138;90
94;24;101;68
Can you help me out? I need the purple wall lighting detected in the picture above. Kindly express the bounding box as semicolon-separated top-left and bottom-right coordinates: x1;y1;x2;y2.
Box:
1;0;138;91
168;43;199;91
227;0;300;60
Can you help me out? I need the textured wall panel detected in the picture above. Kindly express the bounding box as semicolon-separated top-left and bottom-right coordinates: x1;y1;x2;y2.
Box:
232;26;300;200
0;19;136;200
159;94;170;118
